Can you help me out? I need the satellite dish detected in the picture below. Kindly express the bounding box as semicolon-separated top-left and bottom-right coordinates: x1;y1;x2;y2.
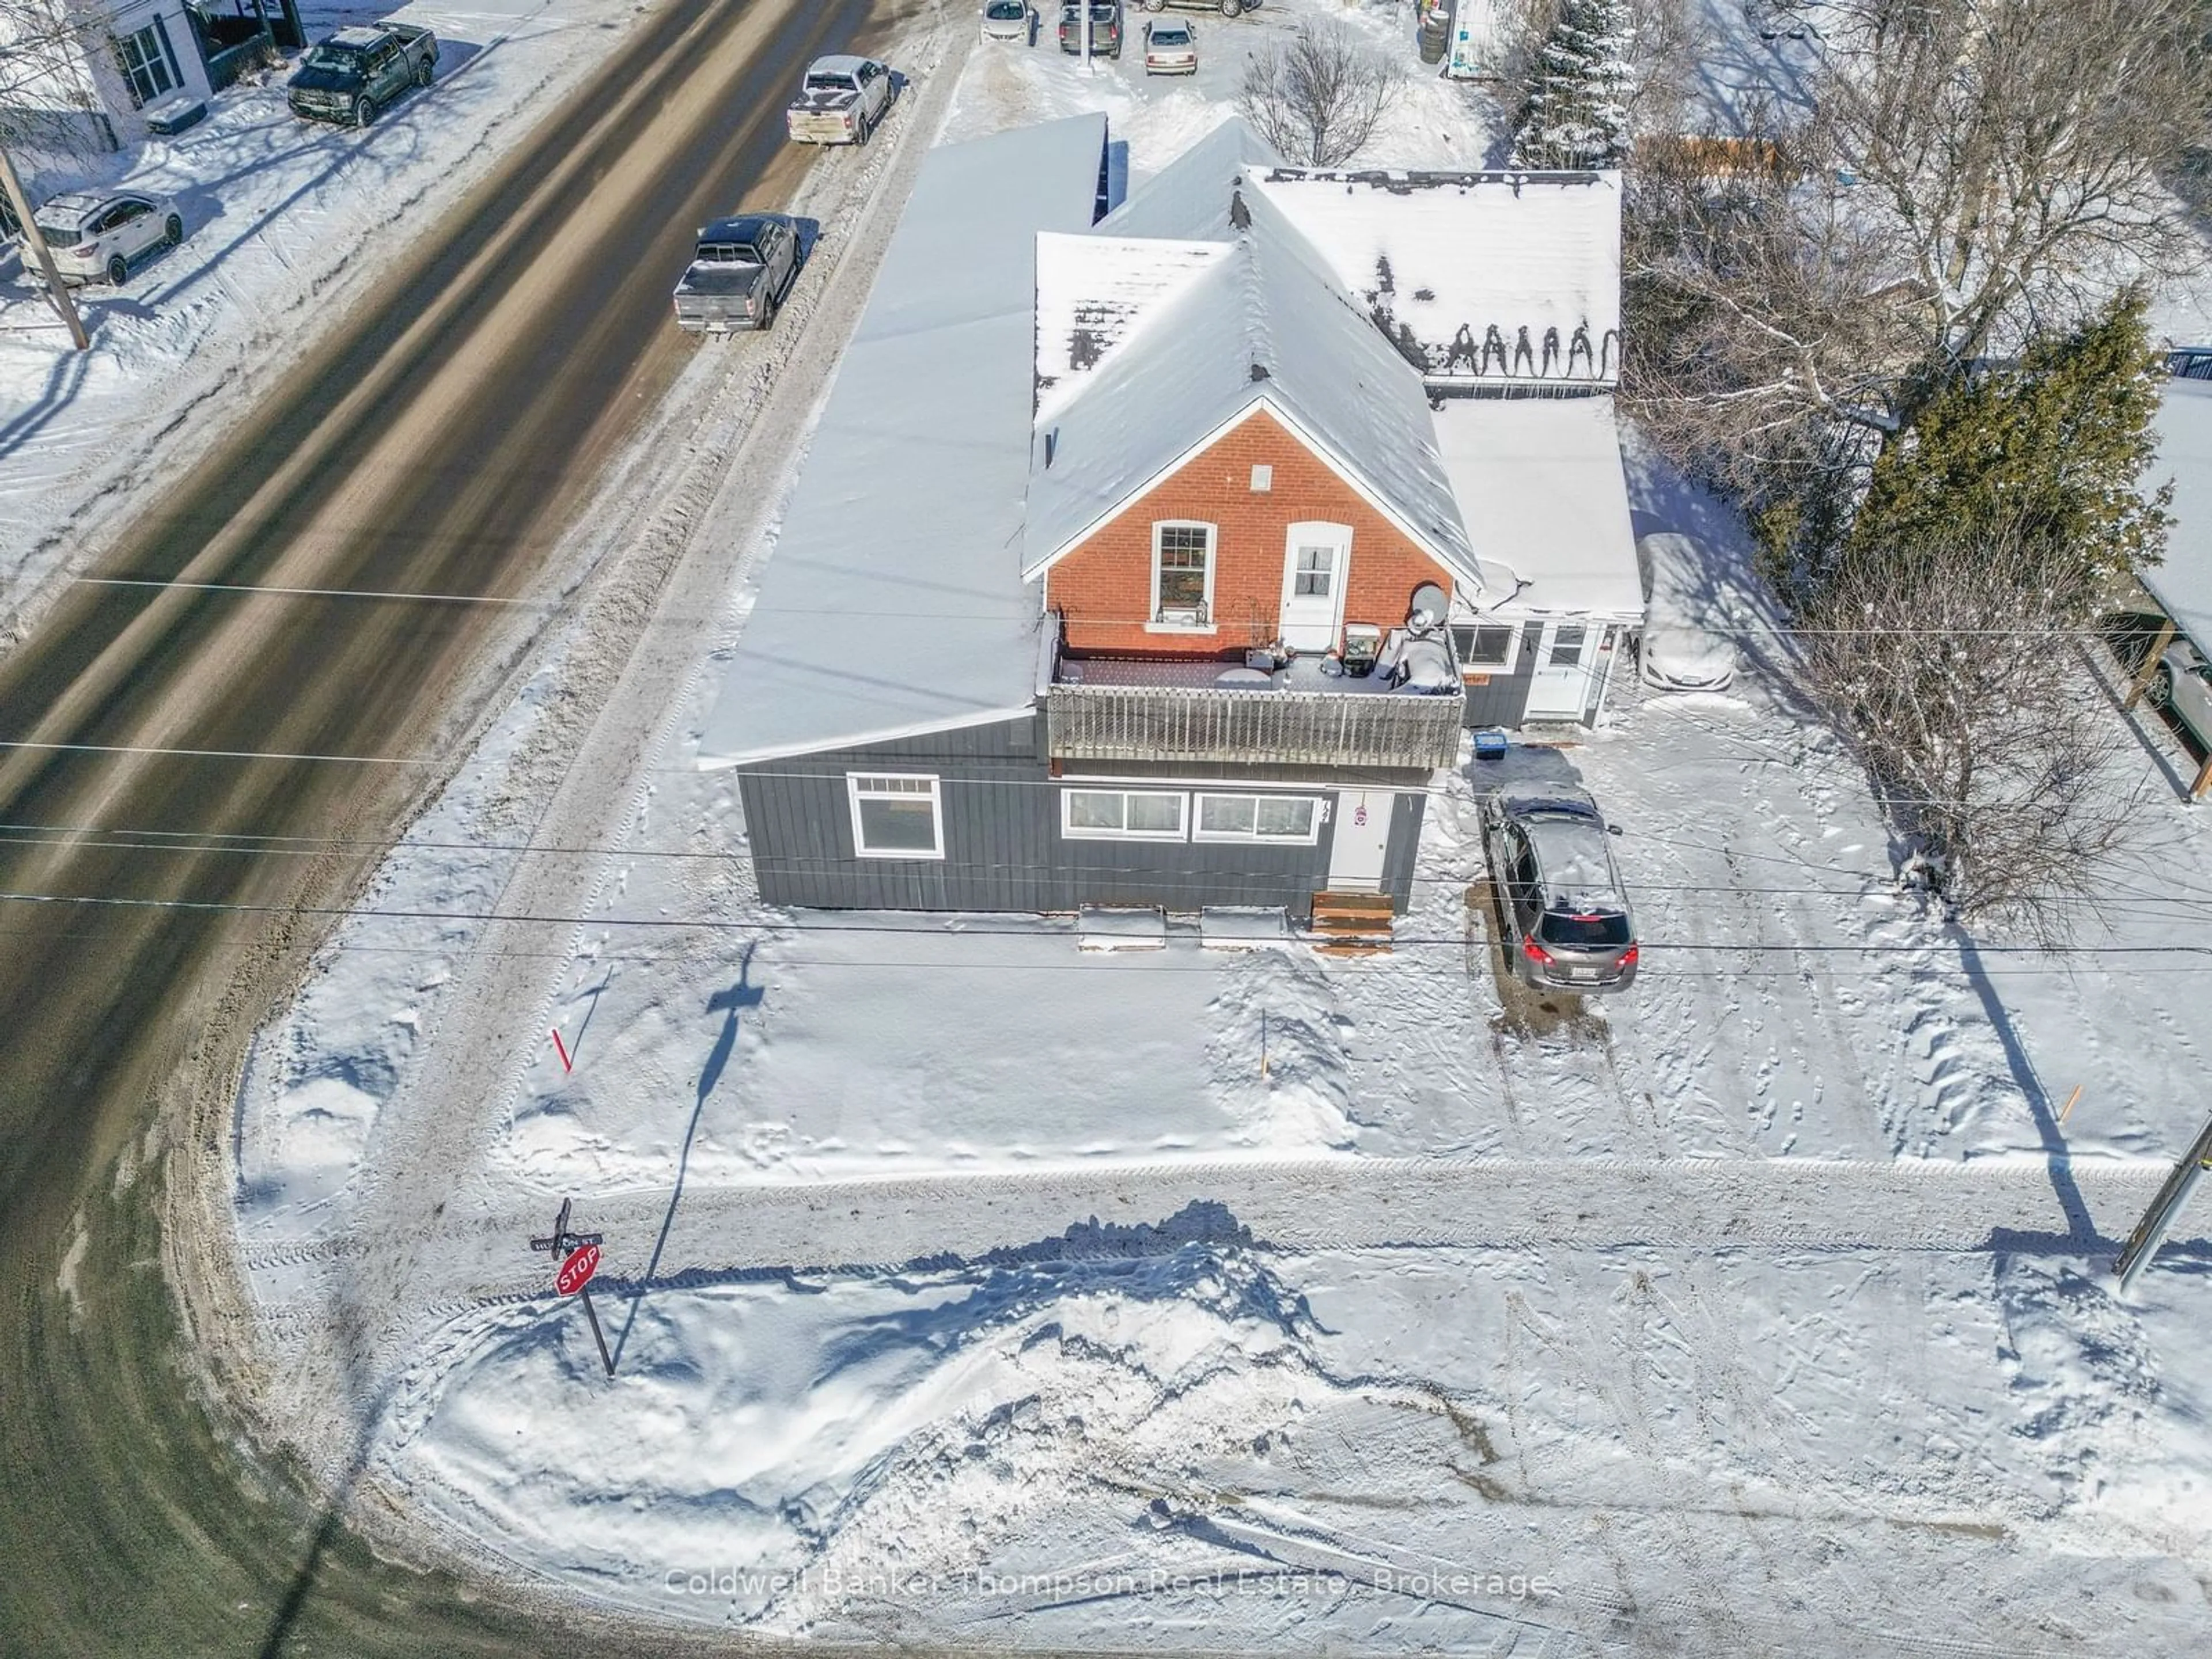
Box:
1408;582;1448;630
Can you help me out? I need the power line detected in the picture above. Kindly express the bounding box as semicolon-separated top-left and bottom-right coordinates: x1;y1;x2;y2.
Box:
3;886;2209;961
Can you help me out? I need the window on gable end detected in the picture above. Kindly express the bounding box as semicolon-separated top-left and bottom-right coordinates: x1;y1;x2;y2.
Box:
1150;522;1215;628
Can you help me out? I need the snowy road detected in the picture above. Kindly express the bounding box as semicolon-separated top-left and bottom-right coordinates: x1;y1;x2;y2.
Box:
243;1154;2165;1313
0;0;916;1648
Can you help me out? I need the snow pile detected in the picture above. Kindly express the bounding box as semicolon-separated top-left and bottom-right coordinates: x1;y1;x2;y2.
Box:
372;1234;2212;1649
377;1240;1402;1634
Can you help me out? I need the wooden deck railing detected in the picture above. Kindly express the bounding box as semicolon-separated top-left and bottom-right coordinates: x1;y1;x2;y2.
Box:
1046;681;1464;768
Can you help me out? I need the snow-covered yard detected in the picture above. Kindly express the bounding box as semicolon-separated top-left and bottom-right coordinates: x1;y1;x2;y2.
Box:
217;3;2212;1647
0;0;647;639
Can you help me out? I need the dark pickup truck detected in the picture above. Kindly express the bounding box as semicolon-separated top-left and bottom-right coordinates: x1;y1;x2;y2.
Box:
288;22;438;128
672;214;801;334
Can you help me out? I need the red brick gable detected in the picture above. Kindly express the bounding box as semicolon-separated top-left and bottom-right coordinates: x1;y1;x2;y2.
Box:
1046;407;1456;657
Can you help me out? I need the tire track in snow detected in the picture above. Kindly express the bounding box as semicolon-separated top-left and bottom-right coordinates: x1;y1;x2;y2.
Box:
247;1154;2165;1317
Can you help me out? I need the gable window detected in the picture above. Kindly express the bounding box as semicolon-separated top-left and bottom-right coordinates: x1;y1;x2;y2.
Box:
1193;793;1323;845
1149;522;1215;629
1061;789;1187;841
1451;623;1521;674
846;773;944;859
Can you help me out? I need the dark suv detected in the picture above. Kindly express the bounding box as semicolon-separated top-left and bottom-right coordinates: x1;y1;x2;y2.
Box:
1482;789;1639;993
1059;1;1124;55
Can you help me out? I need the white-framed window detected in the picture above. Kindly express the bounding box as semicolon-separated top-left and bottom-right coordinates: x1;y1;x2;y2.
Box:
1547;623;1590;666
846;772;944;859
113;22;178;108
1451;622;1521;673
1291;545;1335;599
1149;521;1216;630
1060;788;1188;841
1192;793;1323;845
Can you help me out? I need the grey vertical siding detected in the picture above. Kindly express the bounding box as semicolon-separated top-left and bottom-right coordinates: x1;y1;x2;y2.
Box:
1461;620;1540;728
1380;790;1426;911
735;715;1424;919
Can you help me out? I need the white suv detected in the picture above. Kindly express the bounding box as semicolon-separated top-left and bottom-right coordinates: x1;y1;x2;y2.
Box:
31;191;185;287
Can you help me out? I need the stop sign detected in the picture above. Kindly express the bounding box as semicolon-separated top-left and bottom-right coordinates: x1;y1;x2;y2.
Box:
555;1243;600;1296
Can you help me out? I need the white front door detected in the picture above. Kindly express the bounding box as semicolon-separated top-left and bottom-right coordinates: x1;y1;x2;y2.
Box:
1280;522;1351;653
1328;789;1394;889
1524;619;1597;719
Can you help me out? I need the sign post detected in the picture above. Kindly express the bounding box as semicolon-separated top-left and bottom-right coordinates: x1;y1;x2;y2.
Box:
531;1197;615;1377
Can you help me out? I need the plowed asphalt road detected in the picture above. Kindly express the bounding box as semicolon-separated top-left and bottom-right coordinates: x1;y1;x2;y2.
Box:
0;0;891;1651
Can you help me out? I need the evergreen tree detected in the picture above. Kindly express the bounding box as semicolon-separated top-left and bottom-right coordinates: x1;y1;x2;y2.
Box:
1510;0;1634;171
1850;288;2172;607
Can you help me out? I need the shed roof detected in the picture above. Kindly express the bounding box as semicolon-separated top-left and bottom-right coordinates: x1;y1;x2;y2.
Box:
696;115;1108;768
1431;394;1642;617
2145;374;2212;655
1252;169;1622;390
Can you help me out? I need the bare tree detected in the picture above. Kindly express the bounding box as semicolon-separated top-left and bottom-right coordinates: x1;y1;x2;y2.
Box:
1629;0;2212;498
1818;0;2212;370
0;0;107;150
1236;18;1402;169
1800;524;2146;934
1623;107;1919;508
1;0;101;347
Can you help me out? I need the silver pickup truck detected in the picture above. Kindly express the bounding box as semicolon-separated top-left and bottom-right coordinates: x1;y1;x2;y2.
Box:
786;55;894;146
672;213;800;333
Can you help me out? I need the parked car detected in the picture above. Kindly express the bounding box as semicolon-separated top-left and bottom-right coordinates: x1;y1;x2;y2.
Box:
786;55;894;146
1141;0;1259;14
287;22;438;128
1480;788;1639;993
1142;17;1197;73
1636;532;1738;694
29;191;185;286
980;0;1033;43
672;213;801;334
1059;1;1124;55
2149;635;2212;752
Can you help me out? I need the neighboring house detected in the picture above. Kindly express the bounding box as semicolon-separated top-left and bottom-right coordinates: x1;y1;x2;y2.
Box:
1;0;303;150
2135;355;2212;799
698;116;1641;926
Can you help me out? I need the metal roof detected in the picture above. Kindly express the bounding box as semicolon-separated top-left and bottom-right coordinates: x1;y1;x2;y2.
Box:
698;115;1109;767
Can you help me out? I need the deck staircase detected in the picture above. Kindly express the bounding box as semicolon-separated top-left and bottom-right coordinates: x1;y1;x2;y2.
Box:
1307;891;1396;956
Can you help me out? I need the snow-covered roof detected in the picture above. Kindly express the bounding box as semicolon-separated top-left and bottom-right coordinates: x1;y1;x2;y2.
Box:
697;115;1109;768
1432;394;1642;618
2145;374;2212;656
1093;116;1277;241
1023;147;1480;593
806;54;877;76
1034;234;1229;406
1252;169;1621;390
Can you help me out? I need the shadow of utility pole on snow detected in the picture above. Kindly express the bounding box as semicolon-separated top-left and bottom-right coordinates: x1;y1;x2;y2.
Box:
610;945;763;1369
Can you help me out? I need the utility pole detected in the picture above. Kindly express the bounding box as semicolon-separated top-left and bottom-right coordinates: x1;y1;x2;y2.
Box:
2114;1111;2212;1294
0;142;88;351
1082;0;1092;68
